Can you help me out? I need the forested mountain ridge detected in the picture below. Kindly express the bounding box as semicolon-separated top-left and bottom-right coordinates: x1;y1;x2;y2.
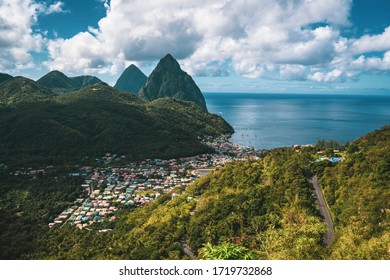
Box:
0;73;13;84
0;82;233;166
0;77;56;106
37;70;103;93
319;125;390;259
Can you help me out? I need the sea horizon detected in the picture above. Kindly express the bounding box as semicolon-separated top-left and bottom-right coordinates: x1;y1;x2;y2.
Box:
204;92;390;149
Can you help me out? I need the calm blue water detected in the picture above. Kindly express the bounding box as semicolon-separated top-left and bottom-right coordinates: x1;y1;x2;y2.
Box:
204;93;390;149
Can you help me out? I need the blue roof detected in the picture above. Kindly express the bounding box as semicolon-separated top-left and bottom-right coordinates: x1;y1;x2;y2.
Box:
330;157;342;163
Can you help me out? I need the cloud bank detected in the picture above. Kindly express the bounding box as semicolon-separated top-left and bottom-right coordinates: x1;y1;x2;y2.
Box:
2;0;390;82
0;0;66;72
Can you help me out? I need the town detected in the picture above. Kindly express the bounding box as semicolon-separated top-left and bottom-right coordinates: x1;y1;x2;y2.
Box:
48;136;268;229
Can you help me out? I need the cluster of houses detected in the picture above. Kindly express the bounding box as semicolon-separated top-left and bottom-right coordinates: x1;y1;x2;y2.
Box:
13;168;46;176
315;149;344;163
204;135;268;159
11;165;58;176
292;144;345;163
50;137;268;229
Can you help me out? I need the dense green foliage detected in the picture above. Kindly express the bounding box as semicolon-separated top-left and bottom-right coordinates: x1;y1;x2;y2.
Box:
0;83;233;166
1;127;388;260
319;125;390;259
30;148;326;260
37;70;75;90
71;75;103;88
199;242;256;260
37;70;102;93
1;64;387;260
0;172;82;259
0;77;56;106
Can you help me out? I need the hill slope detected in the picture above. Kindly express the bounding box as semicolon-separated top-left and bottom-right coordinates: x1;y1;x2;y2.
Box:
0;77;56;106
138;54;208;111
71;75;102;88
0;73;13;84
37;71;102;93
319;125;390;259
33;147;326;260
0;83;233;165
114;64;147;93
37;70;74;89
29;126;390;260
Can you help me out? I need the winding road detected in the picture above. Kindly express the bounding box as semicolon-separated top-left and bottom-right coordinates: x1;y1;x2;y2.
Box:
309;175;335;246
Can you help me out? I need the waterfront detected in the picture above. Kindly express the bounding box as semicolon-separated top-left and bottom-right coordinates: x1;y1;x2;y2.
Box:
205;93;390;149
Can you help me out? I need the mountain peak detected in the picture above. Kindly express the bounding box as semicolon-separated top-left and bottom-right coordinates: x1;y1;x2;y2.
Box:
158;54;181;72
114;64;147;93
127;64;140;70
48;70;64;75
138;54;208;111
0;76;55;106
0;73;13;84
37;71;102;92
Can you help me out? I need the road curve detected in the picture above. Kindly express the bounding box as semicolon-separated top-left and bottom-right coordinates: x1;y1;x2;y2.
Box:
309;175;335;246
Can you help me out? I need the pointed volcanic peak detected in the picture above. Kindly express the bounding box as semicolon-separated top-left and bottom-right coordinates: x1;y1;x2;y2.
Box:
0;76;56;106
114;64;147;93
37;70;102;93
138;54;208;111
0;73;13;84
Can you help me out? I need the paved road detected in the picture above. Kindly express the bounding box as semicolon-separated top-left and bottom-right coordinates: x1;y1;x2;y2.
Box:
182;240;196;259
309;175;335;246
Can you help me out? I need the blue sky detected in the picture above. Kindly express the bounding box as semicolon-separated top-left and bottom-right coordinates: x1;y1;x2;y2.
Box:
0;0;390;93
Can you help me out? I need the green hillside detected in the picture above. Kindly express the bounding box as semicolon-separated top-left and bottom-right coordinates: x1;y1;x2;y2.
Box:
2;123;388;259
24;126;389;260
29;147;326;260
0;83;233;166
319;125;390;259
37;70;102;93
37;70;74;89
71;75;102;88
108;149;326;260
0;73;13;84
0;77;56;106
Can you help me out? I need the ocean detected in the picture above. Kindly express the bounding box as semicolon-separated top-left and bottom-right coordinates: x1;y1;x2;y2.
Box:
204;92;390;149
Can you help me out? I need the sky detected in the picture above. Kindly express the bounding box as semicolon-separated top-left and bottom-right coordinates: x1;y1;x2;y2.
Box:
0;0;390;93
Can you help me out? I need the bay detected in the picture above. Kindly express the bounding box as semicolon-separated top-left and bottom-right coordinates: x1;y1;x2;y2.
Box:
204;92;390;149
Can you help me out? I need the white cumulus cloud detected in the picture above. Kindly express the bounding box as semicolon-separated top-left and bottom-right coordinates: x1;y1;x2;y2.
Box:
45;1;67;15
0;0;44;72
350;51;390;72
31;0;390;82
0;0;68;72
351;27;390;54
308;69;343;82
